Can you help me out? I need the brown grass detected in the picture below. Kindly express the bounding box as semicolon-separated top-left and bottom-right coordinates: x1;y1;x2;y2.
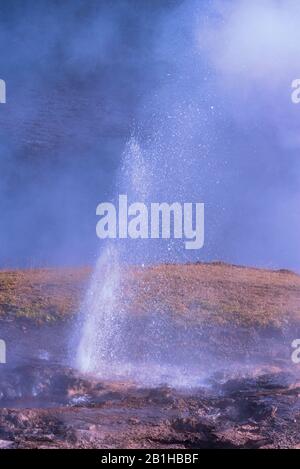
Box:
0;267;90;323
0;262;300;328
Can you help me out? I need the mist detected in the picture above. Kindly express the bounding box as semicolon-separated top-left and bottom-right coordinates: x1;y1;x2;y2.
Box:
0;0;299;270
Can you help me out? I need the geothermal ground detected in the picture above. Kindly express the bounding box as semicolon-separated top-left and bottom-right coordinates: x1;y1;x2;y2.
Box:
0;262;300;449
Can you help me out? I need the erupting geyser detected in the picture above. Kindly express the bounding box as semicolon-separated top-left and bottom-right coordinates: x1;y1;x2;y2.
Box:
76;245;123;374
76;137;153;380
76;137;211;386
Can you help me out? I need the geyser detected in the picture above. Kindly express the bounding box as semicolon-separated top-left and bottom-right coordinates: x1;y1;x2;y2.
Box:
76;137;206;387
76;245;123;374
76;137;152;380
76;137;210;387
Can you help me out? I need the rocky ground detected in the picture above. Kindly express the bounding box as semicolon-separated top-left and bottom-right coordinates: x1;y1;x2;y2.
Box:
0;362;299;449
0;262;300;449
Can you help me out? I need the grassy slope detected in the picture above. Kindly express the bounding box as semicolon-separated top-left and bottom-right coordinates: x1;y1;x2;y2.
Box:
0;262;300;328
0;267;89;323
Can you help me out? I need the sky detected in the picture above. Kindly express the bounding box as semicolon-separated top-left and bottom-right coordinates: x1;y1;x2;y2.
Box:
0;0;300;270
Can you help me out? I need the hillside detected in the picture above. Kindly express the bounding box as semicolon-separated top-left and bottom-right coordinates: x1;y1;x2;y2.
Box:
0;262;300;329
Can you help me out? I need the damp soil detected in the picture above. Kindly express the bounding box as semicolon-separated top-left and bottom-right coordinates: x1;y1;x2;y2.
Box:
0;320;299;449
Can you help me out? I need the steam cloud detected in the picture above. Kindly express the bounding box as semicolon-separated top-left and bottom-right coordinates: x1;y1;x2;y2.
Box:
0;0;299;270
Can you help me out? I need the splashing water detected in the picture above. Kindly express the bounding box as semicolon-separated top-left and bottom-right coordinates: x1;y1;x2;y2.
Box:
121;136;150;202
76;245;123;374
76;137;152;378
76;136;218;387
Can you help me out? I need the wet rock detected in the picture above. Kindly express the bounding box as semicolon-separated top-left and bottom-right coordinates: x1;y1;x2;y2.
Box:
0;363;93;406
221;372;296;395
0;363;300;448
146;387;176;405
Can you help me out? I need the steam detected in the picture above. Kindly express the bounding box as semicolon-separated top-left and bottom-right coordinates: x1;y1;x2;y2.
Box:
0;0;300;270
137;0;300;269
